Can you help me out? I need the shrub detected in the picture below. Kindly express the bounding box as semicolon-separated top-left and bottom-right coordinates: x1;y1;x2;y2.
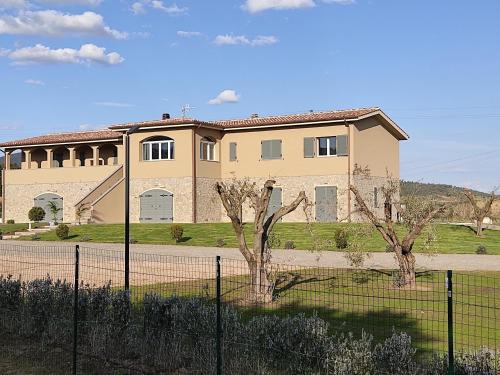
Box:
0;275;22;311
6;219;15;224
81;235;92;242
170;224;184;243
267;231;281;250
476;245;488;255
28;207;45;223
31;234;41;241
129;238;138;244
216;238;226;247
284;240;296;250
334;227;349;249
55;224;69;240
374;331;418;374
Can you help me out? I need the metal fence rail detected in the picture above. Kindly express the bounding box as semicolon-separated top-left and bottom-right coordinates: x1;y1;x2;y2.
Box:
0;242;498;374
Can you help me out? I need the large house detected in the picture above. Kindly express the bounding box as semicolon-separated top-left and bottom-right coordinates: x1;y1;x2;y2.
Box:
0;108;408;224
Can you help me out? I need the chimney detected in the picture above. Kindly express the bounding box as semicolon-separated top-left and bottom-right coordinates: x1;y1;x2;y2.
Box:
250;113;259;119
162;113;171;120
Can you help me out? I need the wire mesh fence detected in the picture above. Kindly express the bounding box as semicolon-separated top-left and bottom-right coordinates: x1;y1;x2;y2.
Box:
0;242;498;374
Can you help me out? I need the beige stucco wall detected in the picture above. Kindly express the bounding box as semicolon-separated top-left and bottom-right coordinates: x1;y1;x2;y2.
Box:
91;179;125;224
220;124;350;179
352;117;400;178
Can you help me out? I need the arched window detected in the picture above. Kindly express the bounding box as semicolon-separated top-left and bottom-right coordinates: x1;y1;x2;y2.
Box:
142;136;174;161
200;136;216;161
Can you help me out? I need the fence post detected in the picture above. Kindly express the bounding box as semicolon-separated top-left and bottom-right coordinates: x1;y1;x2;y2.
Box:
447;270;454;375
73;245;80;375
216;256;222;375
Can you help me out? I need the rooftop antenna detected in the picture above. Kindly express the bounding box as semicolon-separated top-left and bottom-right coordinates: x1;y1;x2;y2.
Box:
181;104;195;118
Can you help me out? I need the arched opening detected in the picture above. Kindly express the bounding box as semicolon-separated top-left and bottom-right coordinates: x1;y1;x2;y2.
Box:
200;136;216;161
31;148;47;169
99;144;118;165
141;136;174;161
34;193;64;223
139;189;173;223
8;149;23;170
75;145;94;167
52;147;70;168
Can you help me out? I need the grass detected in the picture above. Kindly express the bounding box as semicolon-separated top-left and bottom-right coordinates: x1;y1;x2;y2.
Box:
11;222;500;255
0;222;46;235
129;268;500;355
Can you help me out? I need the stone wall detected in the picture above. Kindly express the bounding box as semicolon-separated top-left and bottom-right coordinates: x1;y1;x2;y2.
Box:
4;181;101;223
129;177;193;223
195;177;222;223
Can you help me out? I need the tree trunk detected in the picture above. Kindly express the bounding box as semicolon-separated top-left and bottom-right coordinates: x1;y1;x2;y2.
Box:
248;260;273;304
394;246;416;288
476;219;484;237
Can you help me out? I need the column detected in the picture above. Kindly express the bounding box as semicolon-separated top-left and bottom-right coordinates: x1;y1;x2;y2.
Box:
23;150;32;170
68;147;76;167
92;145;99;167
45;148;53;169
4;151;11;170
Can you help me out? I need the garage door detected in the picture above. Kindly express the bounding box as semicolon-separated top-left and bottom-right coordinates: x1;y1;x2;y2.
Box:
34;193;63;222
140;189;173;223
265;187;282;222
315;186;337;222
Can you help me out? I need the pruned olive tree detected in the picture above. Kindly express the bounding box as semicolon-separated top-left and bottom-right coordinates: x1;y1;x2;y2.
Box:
350;177;446;288
216;179;306;303
463;189;497;237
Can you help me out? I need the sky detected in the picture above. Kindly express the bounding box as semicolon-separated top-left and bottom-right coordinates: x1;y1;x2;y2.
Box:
0;0;499;192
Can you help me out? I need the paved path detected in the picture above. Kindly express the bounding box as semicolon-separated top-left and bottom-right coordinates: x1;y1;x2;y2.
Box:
2;240;500;271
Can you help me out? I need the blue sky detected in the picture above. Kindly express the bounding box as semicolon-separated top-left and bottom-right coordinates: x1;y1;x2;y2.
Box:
0;0;499;191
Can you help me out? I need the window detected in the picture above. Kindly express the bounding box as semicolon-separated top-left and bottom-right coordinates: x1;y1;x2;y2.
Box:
200;137;216;161
318;136;337;157
229;142;237;161
261;139;282;160
142;137;174;161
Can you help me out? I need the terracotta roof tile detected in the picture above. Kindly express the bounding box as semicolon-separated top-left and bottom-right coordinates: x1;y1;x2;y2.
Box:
214;107;380;128
0;130;120;148
108;118;214;130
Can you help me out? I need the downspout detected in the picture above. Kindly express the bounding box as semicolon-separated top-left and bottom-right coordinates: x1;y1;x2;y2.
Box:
192;128;197;223
345;121;352;222
0;148;5;224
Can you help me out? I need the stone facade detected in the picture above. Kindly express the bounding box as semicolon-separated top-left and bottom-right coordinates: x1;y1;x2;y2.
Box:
4;181;101;223
129;177;193;223
195;177;223;223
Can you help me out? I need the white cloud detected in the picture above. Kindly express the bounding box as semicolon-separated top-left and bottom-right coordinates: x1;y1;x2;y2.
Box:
7;43;124;65
177;30;202;38
94;101;135;107
151;1;187;14
131;2;145;14
214;34;278;46
25;78;45;85
36;0;103;5
0;47;10;56
208;90;240;105
0;10;127;39
0;0;27;9
243;0;315;13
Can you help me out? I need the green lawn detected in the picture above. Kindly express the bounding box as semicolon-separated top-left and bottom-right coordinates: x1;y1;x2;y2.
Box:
129;269;500;355
0;222;46;235
11;222;500;255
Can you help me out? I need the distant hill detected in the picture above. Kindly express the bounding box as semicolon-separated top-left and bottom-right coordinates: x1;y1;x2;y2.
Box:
401;180;488;198
0;153;22;169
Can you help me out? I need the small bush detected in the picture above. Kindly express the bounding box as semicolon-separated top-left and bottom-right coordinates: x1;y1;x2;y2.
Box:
476;245;488;255
284;240;296;250
28;207;45;223
334;228;349;249
31;234;41;241
170;225;184;243
267;231;281;250
216;238;226;247
129;238;138;244
55;224;69;240
6;219;15;224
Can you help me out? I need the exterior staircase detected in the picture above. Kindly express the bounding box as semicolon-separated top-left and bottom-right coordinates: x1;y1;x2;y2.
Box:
74;166;124;224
